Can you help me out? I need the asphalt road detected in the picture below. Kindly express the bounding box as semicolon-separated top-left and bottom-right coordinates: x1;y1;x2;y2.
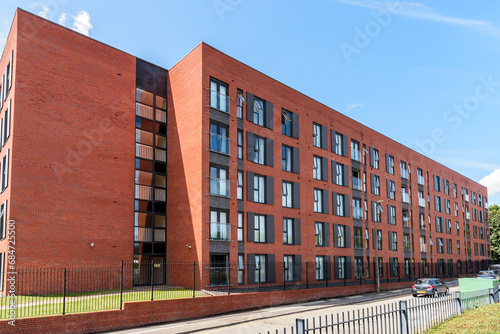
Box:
104;280;459;334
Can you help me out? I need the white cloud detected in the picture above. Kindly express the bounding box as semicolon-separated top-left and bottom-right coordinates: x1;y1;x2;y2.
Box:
71;10;92;36
346;103;364;111
58;13;68;25
479;169;500;198
332;0;500;38
36;5;50;19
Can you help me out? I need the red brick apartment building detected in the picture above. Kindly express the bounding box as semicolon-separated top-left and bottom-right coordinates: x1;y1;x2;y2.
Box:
0;9;491;292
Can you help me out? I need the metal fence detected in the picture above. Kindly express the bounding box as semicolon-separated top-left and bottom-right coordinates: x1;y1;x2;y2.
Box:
266;284;500;334
0;259;492;320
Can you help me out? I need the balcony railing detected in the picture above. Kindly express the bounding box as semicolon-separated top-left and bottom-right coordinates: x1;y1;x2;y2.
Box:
389;216;396;225
209;222;230;241
418;175;424;185
402;193;409;203
354;236;364;249
401;168;408;179
418;198;425;207
209;132;230;155
209;177;230;197
404;242;412;252
352;177;362;191
209;90;230;113
351;148;361;162
353;207;363;220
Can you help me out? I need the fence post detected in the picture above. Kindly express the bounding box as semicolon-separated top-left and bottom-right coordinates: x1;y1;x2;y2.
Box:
193;261;196;298
296;318;305;334
120;260;124;310
150;262;154;301
455;291;462;315
399;300;409;334
489;288;495;304
228;265;231;295
62;268;67;315
306;262;309;289
258;267;261;292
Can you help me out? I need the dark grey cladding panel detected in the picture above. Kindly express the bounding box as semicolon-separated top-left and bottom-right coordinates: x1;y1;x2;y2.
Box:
238;242;245;253
420;229;426;236
402;202;409;211
237;159;244;170
401;178;408;187
418;184;424;192
403;227;410;234
209;241;230;253
237;118;244;130
404;250;411;256
210;108;230;125
352;189;362;199
354;249;364;257
353;220;364;228
419;206;425;214
352;160;361;170
421;253;427;259
237;200;244;211
209;196;230;210
209;152;230;166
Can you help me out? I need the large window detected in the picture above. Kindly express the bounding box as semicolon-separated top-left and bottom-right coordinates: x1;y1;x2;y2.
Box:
389;231;397;251
336;256;346;279
282;181;293;208
253;174;266;203
387;180;396;200
335;225;346;248
313;123;322;148
353;197;362;219
437;238;444;253
354;227;363;249
371;175;380;196
314;188;323;213
372;201;381;223
238;254;244;284
237;89;244;119
354;257;363;278
436;217;443;233
334;162;347;186
254;254;267;283
313;155;323;180
388;205;396;225
209;121;229;154
209;209;229;241
237;130;243;159
351;140;360;161
315;222;326;247
283;255;295;282
282;145;292;172
0;200;6;240
210;78;229;112
253;135;265;165
253;97;265;126
386;154;395;174
370;147;379;169
283;218;293;245
316;256;326;280
238;212;243;241
254;214;267;243
333;131;347;157
333;193;349;217
209;164;229;197
404;234;411;251
281;109;298;138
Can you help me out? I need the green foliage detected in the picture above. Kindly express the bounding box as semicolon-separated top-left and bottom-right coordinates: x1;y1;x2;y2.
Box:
489;205;500;261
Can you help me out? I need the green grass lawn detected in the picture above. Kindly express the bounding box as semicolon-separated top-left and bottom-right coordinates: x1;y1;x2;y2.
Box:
425;303;500;334
0;288;205;319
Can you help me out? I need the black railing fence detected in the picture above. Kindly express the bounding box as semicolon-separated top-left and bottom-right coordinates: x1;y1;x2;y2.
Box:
0;259;491;319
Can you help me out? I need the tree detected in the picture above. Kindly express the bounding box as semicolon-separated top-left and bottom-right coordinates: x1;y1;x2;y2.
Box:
489;205;500;261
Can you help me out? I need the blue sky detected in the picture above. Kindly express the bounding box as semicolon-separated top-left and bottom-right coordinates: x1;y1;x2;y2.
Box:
1;0;499;205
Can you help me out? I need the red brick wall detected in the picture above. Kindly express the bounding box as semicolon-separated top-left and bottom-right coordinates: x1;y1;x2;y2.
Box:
6;9;136;268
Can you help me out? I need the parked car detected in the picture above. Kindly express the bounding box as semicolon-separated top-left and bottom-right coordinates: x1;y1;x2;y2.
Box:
476;271;499;279
412;278;448;297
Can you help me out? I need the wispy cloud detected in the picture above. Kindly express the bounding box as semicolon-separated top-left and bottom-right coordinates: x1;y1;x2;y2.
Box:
58;13;68;25
332;0;500;38
346;103;364;111
36;5;50;19
435;157;500;171
480;168;500;198
72;10;92;36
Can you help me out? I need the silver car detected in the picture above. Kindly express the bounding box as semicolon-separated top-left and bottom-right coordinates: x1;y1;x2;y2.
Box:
412;278;448;297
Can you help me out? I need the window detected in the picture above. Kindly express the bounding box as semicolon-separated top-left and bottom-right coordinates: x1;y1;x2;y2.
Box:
209;164;229;197
312;122;327;149
335;225;346;248
365;228;370;249
473;225;477;238
352;169;362;190
283;218;294;245
437;238;444;253
389;231;397;251
238;212;243;241
371;174;380;196
479;227;484;239
420;237;427;253
251;174;268;204
282;145;292;172
370;147;379;169
209;78;228;112
455;203;459;216
433;175;442;192
386;154;395;174
281;109;298;138
254;214;266;243
253;97;265;126
237;130;243;159
446;219;452;234
238;254;244;284
372;201;381;223
418;190;425;207
314;188;328;213
333;193;349;217
209;121;229;154
253;135;265;165
282;181;293;208
454;184;457;198
354;227;363;249
351;140;360;161
315;222;326;246
247;132;273;167
454;240;460;255
376;230;382;250
336;256;346;279
283;255;295;282
387;180;396;200
474;243;478;255
354;257;364;278
436;217;443;233
403;234;411;251
388;205;396;225
378;257;384;278
0;200;6;240
419;213;425;229
333;131;347;157
352;197;362;219
400;161;408;179
435;196;442;212
236;89;244;118
404;259;411;276
401;186;409;203
390;258;398;277
2;100;10;146
237;171;243;200
334;162;347;186
209;209;229;241
254;254;267;283
402;209;409;227
447;239;452;254
444;179;450;195
456;221;460;236
316;256;325;280
313;155;323;180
